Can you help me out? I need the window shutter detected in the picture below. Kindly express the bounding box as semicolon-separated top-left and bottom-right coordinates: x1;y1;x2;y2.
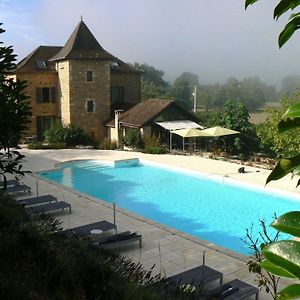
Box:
36;88;42;103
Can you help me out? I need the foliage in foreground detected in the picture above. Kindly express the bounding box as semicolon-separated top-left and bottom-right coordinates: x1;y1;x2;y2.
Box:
243;2;300;299
0;23;31;186
0;193;204;300
245;0;300;48
242;218;281;299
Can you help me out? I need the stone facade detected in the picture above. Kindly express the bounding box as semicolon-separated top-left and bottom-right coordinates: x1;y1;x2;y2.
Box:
56;60;111;141
14;72;58;138
10;21;141;143
111;72;141;106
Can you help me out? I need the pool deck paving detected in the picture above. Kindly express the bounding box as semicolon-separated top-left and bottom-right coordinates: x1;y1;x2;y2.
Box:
17;148;300;299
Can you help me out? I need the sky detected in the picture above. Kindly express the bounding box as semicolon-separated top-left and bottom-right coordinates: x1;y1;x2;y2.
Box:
1;0;300;89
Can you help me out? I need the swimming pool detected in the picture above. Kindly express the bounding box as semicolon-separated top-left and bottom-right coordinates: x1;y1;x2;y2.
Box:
39;159;300;254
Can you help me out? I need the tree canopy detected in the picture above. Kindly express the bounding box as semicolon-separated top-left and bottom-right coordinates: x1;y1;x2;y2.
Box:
0;24;31;149
0;23;31;185
210;100;259;155
133;62;170;100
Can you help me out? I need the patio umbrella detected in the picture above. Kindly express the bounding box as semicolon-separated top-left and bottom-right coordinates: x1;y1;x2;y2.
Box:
199;126;239;137
173;128;208;138
199;126;240;152
172;128;210;150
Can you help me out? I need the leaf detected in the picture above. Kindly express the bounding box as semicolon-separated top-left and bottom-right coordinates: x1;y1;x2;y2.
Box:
277;284;300;300
261;259;295;278
291;165;300;179
271;211;300;237
263;240;300;279
274;0;300;20
245;0;258;9
278;102;300;132
279;15;300;48
266;154;300;184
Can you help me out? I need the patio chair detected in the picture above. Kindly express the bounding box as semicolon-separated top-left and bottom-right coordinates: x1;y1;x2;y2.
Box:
168;250;223;288
0;179;19;187
16;194;57;206
92;231;142;249
26;201;71;215
167;265;223;287
5;184;31;195
206;279;259;300
62;220;117;237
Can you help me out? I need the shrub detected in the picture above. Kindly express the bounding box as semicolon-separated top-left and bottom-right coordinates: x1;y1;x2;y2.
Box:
100;138;118;150
44;122;93;147
123;129;144;149
27;142;66;150
0;192;204;299
143;135;167;154
44;121;65;144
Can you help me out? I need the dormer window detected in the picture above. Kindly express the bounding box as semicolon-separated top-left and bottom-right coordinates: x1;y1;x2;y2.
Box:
36;60;47;69
86;70;93;82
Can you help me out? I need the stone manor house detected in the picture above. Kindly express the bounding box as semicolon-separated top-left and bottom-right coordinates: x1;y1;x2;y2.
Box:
9;20;142;142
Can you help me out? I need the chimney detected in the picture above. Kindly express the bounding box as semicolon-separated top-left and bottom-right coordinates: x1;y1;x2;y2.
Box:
114;110;123;147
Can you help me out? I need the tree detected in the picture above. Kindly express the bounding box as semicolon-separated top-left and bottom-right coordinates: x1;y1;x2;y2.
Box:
133;62;169;87
171;78;192;110
174;72;199;88
240;77;268;111
141;80;170;101
133;62;170;100
257;95;300;157
280;75;300;96
210;100;259;155
0;24;31;187
245;2;300;299
171;72;200;110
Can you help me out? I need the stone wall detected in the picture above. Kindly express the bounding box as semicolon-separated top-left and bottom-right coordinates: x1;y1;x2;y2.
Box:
15;72;58;137
67;60;111;142
111;72;141;105
56;61;70;124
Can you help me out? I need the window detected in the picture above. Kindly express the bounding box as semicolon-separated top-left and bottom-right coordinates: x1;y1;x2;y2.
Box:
36;60;47;69
86;70;93;82
36;116;57;140
36;87;56;103
111;86;124;103
86;99;95;113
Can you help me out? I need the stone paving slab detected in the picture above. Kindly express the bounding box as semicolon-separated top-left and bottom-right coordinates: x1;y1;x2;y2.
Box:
15;148;300;299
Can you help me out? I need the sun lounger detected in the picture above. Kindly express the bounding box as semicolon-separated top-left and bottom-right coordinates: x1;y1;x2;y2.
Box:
168;265;223;287
16;194;57;206
26;201;71;214
63;220;117;237
0;179;19;187
206;279;259;300
93;231;142;249
5;184;31;195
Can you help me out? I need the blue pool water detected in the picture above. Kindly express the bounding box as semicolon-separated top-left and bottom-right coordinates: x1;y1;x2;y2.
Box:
39;159;300;254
